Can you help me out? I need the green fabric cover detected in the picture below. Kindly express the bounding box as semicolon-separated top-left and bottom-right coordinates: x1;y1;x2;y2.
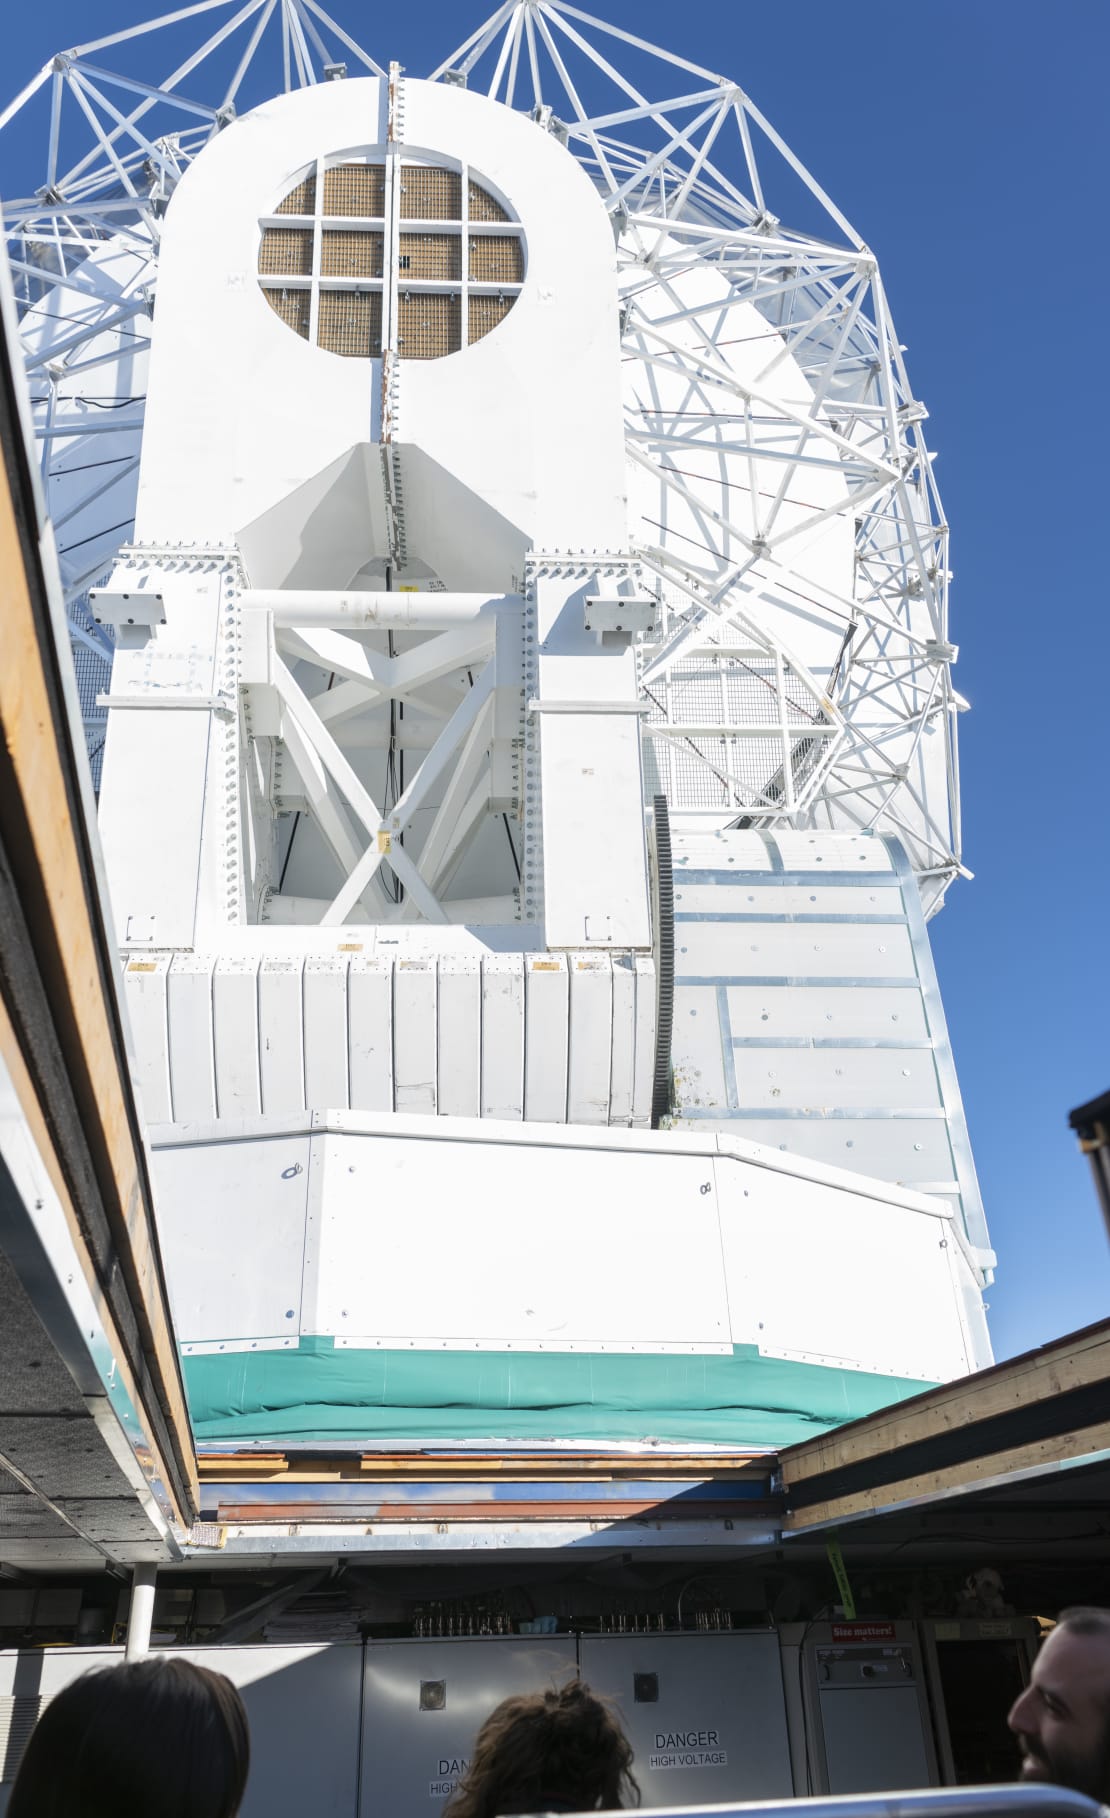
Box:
185;1340;932;1446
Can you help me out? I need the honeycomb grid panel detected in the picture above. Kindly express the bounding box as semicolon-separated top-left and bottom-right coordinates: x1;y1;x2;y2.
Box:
469;235;524;283
321;230;384;278
275;173;316;216
468;179;509;222
323;163;386;217
317;290;383;357
263;162;522;358
258;228;313;276
398;233;462;281
398;292;460;358
468;294;514;345
263;287;311;338
400;165;461;220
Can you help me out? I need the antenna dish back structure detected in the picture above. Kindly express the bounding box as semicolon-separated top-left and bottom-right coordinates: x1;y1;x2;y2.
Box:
1;1;994;1454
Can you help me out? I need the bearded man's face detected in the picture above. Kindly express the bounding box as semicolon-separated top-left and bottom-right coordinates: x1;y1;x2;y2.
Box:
1009;1626;1110;1803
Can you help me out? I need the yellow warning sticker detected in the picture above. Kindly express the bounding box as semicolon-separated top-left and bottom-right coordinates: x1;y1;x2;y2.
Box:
530;960;562;971
377;830;392;852
128;961;158;972
337;942;364;952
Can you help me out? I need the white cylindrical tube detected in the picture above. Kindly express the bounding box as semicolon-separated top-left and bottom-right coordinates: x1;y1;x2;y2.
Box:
124;1563;157;1662
241;590;518;629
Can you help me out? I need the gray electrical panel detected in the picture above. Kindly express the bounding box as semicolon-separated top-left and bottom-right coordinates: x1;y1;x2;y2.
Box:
0;1642;363;1818
579;1631;794;1807
786;1621;938;1794
359;1636;577;1818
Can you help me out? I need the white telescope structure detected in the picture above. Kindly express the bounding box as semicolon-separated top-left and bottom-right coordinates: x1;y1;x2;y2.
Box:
2;5;995;1453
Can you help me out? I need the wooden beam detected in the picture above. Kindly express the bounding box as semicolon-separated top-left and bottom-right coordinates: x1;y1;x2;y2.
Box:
785;1417;1110;1532
781;1321;1110;1488
0;344;197;1523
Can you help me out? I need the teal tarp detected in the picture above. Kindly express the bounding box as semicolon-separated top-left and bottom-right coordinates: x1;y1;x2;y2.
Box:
185;1340;932;1446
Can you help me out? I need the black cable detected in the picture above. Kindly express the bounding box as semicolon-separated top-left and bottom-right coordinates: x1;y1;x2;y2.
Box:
277;815;299;893
50;455;135;477
57;516;133;554
385;625;402;903
66;395;144;408
650;793;675;1129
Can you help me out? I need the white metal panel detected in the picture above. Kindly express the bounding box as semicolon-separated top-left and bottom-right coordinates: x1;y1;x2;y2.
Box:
392;959;437;1115
726;985;929;1042
303;957;350;1109
772;832;895;872
734;1117;958;1188
609;954;636;1125
149;1133;310;1344
715;1153;967;1381
166;954;217;1122
315;1133;731;1350
437;955;481;1119
258;957;305;1114
632;955;657;1126
185;1643;362;1818
523;955;569;1123
672;986;727;1109
676;920;916;981
123;957;171;1124
360;1639;578;1818
540;713;651;948
98;712;211;948
480;953;524;1120
581;1632;794;1806
674;883;905;917
348;957;394;1113
567;955;613;1125
672;831;777;872
212;957;262;1117
733;1049;942;1112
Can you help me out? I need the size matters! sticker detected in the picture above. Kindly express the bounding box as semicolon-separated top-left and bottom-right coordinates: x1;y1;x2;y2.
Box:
650;1730;728;1771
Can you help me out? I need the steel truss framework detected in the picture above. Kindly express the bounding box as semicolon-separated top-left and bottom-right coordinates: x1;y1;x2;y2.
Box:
1;0;964;916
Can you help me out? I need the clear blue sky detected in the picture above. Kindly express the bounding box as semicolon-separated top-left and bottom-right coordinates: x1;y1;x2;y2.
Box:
4;1;1108;1360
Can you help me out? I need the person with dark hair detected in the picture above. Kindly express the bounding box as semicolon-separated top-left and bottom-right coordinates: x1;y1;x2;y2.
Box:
445;1679;638;1818
7;1656;250;1818
1008;1606;1110;1802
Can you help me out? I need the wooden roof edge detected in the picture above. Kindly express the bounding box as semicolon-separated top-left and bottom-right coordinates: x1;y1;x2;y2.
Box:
783;1418;1110;1535
194;1450;777;1482
779;1317;1110;1485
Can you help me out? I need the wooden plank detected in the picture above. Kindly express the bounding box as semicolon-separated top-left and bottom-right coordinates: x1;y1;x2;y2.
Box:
0;403;197;1522
195;1451;770;1483
781;1323;1110;1486
785;1417;1110;1531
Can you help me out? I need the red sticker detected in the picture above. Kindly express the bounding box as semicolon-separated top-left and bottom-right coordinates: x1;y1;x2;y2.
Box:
831;1622;897;1642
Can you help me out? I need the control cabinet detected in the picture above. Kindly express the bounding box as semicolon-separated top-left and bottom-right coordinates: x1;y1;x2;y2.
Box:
782;1620;938;1794
359;1637;577;1818
580;1631;794;1807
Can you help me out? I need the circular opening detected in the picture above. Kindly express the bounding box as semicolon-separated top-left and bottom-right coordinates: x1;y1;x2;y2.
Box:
258;151;525;359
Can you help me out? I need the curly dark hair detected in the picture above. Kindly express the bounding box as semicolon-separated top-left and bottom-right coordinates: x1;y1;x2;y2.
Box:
445;1679;639;1818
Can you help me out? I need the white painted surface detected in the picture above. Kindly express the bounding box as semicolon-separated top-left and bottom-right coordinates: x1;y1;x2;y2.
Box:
154;1133;310;1347
126;945;654;1129
150;1114;983;1379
